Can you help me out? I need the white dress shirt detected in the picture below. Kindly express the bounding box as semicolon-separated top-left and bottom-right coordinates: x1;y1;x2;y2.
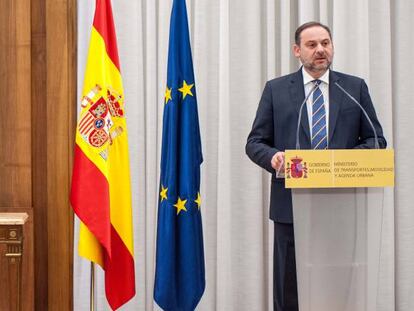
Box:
302;67;329;143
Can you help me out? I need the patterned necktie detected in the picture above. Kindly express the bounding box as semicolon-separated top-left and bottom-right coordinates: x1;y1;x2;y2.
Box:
311;80;328;149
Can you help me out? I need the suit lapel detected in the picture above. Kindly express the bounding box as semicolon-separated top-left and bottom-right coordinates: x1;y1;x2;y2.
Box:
289;69;311;146
328;71;344;143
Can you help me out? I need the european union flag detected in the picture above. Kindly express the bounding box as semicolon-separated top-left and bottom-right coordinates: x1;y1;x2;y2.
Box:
154;0;205;310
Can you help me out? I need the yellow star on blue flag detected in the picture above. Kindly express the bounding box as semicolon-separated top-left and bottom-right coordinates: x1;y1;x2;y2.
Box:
178;80;194;99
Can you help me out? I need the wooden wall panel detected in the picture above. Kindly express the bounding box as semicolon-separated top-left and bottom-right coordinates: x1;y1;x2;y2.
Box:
45;0;76;310
0;0;32;208
0;0;34;309
21;210;34;311
31;0;48;308
1;0;76;309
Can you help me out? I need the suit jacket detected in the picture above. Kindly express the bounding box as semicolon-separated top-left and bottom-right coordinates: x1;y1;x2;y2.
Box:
246;68;387;223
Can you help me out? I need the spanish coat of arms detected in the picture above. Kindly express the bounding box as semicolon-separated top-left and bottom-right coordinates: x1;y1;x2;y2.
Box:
286;156;308;179
78;84;125;149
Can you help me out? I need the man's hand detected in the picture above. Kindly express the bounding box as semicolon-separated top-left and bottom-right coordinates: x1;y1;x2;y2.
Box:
271;151;285;171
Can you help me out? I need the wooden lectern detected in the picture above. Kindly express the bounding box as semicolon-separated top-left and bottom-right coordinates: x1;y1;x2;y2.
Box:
0;213;29;311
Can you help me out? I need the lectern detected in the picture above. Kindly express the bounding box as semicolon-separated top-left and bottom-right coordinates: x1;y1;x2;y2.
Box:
0;213;28;311
285;149;394;311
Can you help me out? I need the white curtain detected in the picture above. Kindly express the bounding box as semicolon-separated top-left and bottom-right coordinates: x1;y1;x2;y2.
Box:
74;0;414;310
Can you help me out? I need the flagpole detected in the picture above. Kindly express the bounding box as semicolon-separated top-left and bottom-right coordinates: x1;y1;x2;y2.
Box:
90;262;95;311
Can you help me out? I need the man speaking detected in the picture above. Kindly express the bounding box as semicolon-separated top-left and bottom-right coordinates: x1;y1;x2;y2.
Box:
246;21;386;311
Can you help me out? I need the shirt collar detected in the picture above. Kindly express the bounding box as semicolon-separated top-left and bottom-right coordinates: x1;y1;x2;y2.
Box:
302;67;330;85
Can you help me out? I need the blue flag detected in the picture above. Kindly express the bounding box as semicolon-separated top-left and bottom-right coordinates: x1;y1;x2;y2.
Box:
154;0;205;310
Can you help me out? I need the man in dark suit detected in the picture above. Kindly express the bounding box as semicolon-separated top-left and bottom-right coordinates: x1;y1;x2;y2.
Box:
245;21;386;311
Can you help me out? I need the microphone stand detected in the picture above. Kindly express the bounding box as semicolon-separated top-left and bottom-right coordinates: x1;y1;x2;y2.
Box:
334;82;380;149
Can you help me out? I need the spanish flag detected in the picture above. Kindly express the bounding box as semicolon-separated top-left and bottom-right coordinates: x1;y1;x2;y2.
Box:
70;0;135;309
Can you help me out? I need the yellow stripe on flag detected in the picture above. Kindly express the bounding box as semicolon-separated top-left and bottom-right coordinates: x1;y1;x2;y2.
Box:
108;137;134;254
79;222;104;267
76;27;123;179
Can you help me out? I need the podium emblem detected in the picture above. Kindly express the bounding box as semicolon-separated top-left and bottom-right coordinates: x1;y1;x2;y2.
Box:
286;156;308;179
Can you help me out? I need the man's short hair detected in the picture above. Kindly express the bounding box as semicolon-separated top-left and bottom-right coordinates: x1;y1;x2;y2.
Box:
295;22;332;45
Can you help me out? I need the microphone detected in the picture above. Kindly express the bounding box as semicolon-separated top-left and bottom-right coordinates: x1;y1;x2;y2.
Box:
295;82;319;149
334;82;380;149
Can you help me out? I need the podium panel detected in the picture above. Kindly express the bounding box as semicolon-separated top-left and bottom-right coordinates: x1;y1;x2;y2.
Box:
292;188;383;311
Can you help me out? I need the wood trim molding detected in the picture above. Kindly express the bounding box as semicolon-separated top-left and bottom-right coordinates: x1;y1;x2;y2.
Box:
45;0;76;309
31;0;77;309
31;0;48;309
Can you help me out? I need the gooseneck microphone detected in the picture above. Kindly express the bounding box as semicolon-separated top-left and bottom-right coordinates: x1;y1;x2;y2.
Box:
334;82;380;149
295;82;319;150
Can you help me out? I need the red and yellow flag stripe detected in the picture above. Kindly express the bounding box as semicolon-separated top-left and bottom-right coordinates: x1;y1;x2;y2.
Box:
70;0;135;309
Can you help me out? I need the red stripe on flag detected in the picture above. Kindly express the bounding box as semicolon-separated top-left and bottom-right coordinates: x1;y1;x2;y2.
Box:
104;225;136;310
93;0;121;71
70;144;111;256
